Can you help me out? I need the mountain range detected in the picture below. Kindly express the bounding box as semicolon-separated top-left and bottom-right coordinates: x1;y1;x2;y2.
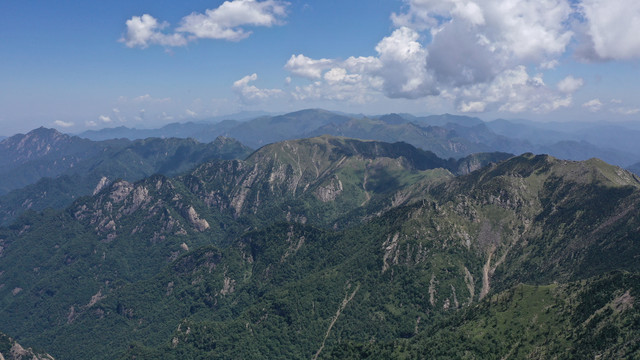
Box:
77;109;640;170
0;132;638;359
0;130;252;225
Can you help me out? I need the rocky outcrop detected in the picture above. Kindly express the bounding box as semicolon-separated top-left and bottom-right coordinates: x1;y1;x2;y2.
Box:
0;332;55;360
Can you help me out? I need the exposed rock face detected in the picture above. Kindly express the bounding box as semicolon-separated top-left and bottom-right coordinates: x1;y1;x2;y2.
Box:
108;180;134;203
185;206;209;232
92;176;110;195
0;332;55;360
314;176;343;202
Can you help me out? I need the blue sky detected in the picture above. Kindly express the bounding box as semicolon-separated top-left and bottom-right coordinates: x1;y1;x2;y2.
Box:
1;0;639;134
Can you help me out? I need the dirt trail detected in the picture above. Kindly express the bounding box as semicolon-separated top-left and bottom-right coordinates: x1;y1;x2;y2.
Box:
312;284;360;360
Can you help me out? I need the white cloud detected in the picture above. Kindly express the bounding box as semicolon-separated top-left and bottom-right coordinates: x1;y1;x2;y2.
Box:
122;0;289;48
85;121;97;127
133;94;171;103
582;98;603;112
610;99;623;104
284;54;335;79
98;115;112;123
162;112;174;121
277;0;636;114
540;59;559;69
178;0;288;41
186;109;197;117
456;66;573;113
611;107;640;115
53;120;74;128
578;0;640;60
135;109;146;122
392;0;573;63
557;76;584;93
232;73;284;103
458;101;487;112
284;0;576;111
120;14;188;48
374;27;438;98
286;27;436;102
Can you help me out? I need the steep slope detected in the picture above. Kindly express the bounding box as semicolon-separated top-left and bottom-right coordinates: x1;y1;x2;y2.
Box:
0;136;252;225
129;154;639;359
0;332;54;360
51;153;640;359
331;272;640;359
0;136;464;358
0;174;222;346
2;136;636;359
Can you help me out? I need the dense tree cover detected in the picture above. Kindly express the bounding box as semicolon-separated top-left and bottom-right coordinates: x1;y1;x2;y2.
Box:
0;137;638;359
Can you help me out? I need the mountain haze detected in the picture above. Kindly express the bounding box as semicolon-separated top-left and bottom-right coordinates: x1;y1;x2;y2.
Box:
77;109;640;168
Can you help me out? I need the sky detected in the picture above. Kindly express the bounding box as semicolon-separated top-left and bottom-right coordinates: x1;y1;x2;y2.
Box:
1;0;639;135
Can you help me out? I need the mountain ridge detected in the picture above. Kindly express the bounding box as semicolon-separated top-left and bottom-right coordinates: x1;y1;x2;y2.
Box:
0;135;638;359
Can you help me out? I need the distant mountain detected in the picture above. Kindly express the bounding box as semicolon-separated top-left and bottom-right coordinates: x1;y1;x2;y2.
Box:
628;161;640;176
0;136;252;225
537;140;638;167
225;109;352;148
202;110;274;123
78;109;348;147
484;118;640;167
0;128;127;195
414;113;485;127
486;118;572;145
306;117;487;158
74;109;640;168
78;121;242;142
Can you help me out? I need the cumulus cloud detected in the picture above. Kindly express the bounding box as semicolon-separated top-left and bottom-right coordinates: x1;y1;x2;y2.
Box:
85;120;97;127
186;109;197;117
133;94;171;103
98;115;112;123
582;98;603;112
611;107;640;115
392;0;573;63
455;66;573;113
285;28;438;102
120;14;188;48
122;0;288;48
284;55;335;79
374;27;438;98
54;120;74;128
233;73;284;103
178;0;288;41
284;0;587;112
577;0;640;61
557;76;584;93
539;60;559;69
